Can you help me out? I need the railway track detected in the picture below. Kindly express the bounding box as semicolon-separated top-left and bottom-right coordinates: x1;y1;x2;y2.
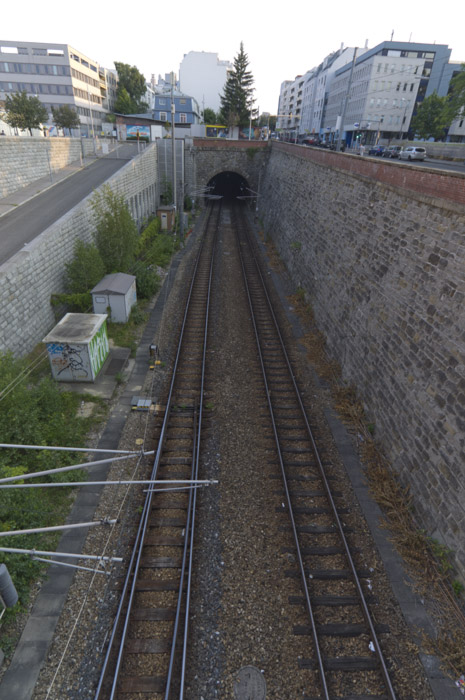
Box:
86;200;429;700
233;205;397;699
94;202;221;699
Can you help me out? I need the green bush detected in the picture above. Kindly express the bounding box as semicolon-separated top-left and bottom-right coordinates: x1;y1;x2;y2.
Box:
92;185;138;273
145;233;177;268
50;292;92;313
65;240;105;294
133;262;161;299
0;353;103;621
136;216;161;257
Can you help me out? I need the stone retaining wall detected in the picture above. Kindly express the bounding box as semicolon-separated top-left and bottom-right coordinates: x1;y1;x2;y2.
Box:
259;142;465;578
190;139;269;201
0;143;158;356
0;137;83;198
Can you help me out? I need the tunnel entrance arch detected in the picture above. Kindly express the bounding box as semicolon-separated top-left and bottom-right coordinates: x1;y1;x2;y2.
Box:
206;171;251;201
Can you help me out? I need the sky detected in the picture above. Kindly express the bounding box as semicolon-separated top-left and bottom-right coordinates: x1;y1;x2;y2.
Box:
3;0;465;115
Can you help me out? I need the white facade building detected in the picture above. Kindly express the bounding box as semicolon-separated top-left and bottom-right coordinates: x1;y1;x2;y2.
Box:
301;47;360;139
0;40;114;136
277;79;299;138
179;51;232;116
325;51;424;145
324;42;453;146
277;46;360;141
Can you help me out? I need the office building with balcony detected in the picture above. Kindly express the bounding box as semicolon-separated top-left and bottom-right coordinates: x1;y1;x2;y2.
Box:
277;46;362;142
300;46;362;140
276;79;299;140
324;41;453;146
0;40;114;135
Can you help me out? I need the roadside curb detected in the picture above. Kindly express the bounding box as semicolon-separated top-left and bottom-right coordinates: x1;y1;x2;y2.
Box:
0;158;97;220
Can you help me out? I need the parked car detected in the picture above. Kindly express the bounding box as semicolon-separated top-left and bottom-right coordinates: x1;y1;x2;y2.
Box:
382;145;402;158
399;146;426;161
368;145;385;156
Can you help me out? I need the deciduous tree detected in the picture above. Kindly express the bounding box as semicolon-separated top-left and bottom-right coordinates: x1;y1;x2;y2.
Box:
51;104;80;133
114;62;148;113
65;240;106;293
202;107;217;124
91;185;138;273
219;42;255;128
411;92;449;141
446;64;465;122
4;91;48;136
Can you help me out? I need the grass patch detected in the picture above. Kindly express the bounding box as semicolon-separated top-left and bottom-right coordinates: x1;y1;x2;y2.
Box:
0;350;108;654
106;302;149;356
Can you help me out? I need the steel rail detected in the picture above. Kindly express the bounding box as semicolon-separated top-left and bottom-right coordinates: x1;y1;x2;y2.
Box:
94;203;218;700
235;212;329;700
236;207;397;700
165;205;219;699
179;205;219;699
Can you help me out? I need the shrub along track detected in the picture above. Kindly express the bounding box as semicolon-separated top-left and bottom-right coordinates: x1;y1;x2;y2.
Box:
30;202;435;700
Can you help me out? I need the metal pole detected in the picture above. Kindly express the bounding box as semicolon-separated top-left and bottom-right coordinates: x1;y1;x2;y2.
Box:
0;453;143;484
45;143;53;184
171;75;177;220
0;519;117;538
0;443;144;455
0;547;122;562
337;48;358;151
0;479;218;489
32;556;111;575
87;85;97;155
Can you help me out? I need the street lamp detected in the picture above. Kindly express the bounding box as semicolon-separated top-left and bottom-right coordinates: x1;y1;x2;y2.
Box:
86;85;97;155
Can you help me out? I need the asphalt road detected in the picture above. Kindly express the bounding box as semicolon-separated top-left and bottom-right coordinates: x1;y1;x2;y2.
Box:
367;154;465;173
0;152;138;266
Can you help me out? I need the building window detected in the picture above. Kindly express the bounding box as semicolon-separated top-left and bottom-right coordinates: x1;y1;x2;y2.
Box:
160;112;167;121
180;98;186;104
180;113;187;123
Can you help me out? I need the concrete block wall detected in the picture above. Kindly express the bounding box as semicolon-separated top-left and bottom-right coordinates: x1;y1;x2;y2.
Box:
0;138;82;198
0;143;158;356
259;142;465;578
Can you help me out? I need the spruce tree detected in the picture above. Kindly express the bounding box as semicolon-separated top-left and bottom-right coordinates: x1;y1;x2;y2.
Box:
219;42;255;128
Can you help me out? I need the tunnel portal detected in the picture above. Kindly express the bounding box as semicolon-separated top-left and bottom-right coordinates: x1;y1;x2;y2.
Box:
206;171;251;201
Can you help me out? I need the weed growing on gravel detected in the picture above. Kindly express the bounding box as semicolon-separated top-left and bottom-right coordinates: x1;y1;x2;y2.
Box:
286;287;465;680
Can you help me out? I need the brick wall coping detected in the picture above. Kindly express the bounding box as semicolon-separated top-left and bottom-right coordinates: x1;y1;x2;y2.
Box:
193;138;269;150
274;141;465;208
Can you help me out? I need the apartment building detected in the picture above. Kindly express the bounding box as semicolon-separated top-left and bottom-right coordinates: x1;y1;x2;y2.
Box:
302;46;362;138
277;46;362;141
277;79;298;138
153;90;201;128
324;41;452;146
0;40;113;135
179;51;232;115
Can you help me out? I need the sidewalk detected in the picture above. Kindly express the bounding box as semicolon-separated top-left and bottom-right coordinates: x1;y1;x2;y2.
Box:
0;156;98;219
